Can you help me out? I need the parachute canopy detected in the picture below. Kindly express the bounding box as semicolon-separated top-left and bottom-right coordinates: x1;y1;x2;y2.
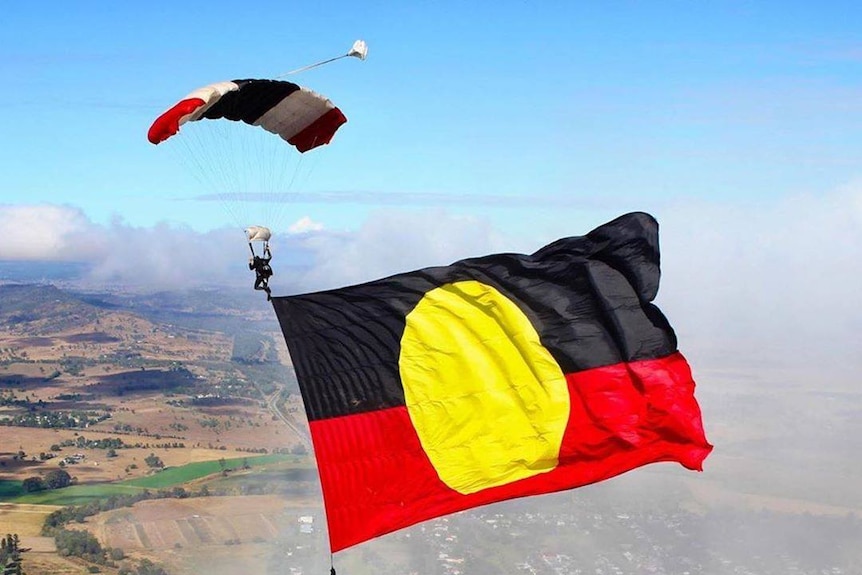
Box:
147;79;347;153
245;225;272;243
348;39;368;61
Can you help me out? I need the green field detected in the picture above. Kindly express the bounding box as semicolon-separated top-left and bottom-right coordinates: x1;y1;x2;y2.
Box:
0;479;24;499
11;482;145;505
3;454;300;505
123;453;295;488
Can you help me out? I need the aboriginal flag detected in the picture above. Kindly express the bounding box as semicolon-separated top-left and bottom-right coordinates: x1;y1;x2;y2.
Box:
272;212;712;552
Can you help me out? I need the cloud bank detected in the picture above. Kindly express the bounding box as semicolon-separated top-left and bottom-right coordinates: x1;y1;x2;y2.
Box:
2;185;860;381
656;182;862;379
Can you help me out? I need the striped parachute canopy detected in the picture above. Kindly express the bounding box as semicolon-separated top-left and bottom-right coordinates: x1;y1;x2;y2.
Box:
148;79;347;152
147;79;348;234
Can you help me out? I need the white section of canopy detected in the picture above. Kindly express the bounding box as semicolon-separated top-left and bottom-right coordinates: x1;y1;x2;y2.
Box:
254;88;336;142
183;81;239;123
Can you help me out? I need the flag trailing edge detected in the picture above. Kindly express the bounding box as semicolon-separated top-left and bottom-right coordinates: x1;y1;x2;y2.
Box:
272;211;713;552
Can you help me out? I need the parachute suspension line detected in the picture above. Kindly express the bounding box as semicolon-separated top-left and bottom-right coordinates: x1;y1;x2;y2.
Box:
279;54;350;77
260;131;298;235
209;121;249;229
266;150;301;232
267;133;322;232
172;123;246;231
172;119;301;236
276;39;367;78
207;122;246;228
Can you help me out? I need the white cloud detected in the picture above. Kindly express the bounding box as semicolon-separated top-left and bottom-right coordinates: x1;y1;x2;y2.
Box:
2;185;860;383
288;215;324;234
287;208;508;293
0;204;250;290
0;204;100;261
0;204;509;294
83;221;249;290
655;182;862;378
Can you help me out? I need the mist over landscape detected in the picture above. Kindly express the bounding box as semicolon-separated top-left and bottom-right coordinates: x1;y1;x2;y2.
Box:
2;191;860;574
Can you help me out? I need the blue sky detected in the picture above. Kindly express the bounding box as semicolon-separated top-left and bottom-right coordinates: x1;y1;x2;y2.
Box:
1;3;860;361
3;2;860;237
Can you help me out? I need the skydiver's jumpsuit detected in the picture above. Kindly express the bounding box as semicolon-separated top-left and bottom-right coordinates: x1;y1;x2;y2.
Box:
250;248;273;300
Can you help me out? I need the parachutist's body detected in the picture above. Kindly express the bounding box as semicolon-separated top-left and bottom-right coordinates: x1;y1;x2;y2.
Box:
249;245;273;301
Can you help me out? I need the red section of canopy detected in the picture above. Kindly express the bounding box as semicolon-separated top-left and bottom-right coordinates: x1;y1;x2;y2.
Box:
287;107;347;152
309;352;712;552
147;98;206;144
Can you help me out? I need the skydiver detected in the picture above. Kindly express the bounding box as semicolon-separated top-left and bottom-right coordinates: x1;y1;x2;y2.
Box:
249;244;273;301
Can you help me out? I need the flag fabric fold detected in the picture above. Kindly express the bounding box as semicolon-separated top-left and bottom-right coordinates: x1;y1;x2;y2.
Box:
272;211;712;552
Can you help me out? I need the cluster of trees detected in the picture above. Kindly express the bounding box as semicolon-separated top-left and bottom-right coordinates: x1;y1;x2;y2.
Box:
0;410;110;429
41;487;224;575
53;527;167;575
22;469;72;493
1;533;25;575
234;446;271;454
42;487;212;532
119;558;168;575
112;423;186;442
54;528;104;564
143;453;164;469
65;436;125;450
51;436;185;453
0;393;30;409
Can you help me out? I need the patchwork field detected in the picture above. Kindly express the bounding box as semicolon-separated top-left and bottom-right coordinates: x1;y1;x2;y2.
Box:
0;503;62;537
0;285;318;573
79;494;325;575
0;289;305;485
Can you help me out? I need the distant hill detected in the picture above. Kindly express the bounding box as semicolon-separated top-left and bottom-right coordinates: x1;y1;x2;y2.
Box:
0;260;89;283
0;283;105;334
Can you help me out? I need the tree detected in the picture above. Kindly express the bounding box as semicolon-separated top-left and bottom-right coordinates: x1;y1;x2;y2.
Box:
136;558;169;575
44;469;72;489
22;476;45;492
143;454;163;469
1;533;23;575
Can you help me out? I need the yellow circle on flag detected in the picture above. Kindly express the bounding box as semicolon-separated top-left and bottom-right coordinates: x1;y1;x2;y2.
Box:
400;280;571;495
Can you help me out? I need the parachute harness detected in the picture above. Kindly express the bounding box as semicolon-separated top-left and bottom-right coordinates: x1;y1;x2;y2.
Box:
248;240;273;300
